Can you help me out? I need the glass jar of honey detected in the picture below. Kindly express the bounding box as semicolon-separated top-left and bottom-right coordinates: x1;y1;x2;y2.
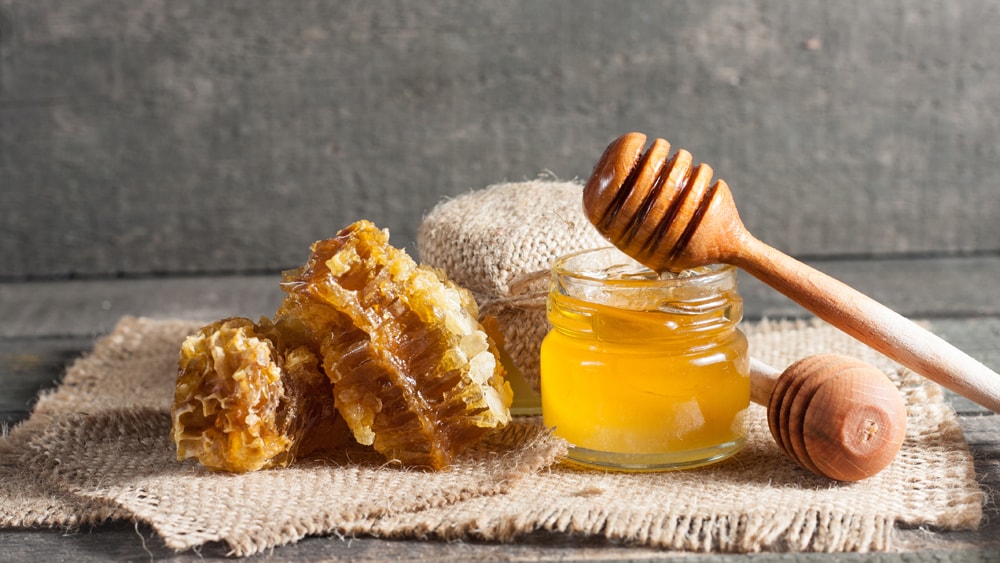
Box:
540;247;749;471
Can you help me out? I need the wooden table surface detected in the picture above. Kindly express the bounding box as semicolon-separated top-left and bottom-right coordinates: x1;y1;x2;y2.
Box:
2;255;998;561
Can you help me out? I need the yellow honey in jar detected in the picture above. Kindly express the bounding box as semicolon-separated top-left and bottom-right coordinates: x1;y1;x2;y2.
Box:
540;247;749;471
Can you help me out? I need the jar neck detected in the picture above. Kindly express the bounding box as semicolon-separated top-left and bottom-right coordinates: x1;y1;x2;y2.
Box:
547;291;743;342
547;249;742;342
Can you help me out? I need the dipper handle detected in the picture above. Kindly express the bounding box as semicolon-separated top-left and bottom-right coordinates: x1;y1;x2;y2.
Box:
736;236;1000;414
749;357;781;407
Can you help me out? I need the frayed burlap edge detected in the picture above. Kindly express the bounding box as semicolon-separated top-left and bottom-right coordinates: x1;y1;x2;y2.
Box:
320;318;984;553
22;407;567;557
0;422;128;529
0;316;985;556
0;315;197;529
346;486;901;553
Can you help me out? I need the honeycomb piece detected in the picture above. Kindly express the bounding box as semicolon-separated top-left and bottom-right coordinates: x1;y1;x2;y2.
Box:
279;220;513;469
171;317;346;472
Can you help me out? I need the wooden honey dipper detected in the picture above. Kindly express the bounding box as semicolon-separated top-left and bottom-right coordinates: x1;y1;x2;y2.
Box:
749;354;907;481
583;132;1000;414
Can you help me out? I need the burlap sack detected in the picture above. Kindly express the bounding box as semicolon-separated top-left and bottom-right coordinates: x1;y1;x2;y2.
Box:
417;180;609;389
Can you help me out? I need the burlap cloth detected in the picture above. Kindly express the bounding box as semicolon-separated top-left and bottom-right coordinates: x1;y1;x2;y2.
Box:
0;315;983;556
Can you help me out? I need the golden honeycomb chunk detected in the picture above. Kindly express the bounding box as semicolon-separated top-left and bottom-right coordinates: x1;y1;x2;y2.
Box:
171;317;346;472
279;220;513;469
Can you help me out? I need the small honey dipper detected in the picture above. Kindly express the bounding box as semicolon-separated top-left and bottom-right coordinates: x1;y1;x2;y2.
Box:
749;354;907;481
583;132;1000;414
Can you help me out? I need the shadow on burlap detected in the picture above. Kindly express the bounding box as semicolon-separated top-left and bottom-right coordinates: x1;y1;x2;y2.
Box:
0;316;983;556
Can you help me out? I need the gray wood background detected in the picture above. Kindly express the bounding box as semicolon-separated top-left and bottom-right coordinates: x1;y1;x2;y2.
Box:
2;0;999;280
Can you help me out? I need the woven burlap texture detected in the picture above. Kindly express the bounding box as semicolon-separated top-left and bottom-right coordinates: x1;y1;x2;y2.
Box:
0;315;983;555
0;317;566;556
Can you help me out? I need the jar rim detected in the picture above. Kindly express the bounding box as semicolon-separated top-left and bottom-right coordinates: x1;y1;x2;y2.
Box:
551;246;736;287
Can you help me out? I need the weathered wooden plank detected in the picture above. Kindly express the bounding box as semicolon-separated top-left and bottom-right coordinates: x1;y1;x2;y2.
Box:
0;337;91;426
737;255;1000;321
2;255;999;339
3;1;1000;279
0;275;283;339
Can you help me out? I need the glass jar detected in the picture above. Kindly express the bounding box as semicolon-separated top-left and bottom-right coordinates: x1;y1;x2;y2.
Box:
540;247;749;471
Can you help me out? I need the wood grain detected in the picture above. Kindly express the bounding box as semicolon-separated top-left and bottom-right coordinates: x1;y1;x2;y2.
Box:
3;0;1000;279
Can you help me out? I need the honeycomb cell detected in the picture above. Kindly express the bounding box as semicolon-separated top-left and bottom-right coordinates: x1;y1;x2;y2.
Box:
279;220;513;469
171;317;345;472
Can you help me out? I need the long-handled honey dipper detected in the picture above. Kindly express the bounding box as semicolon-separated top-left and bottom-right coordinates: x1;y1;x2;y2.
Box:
583;132;1000;414
749;354;907;481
